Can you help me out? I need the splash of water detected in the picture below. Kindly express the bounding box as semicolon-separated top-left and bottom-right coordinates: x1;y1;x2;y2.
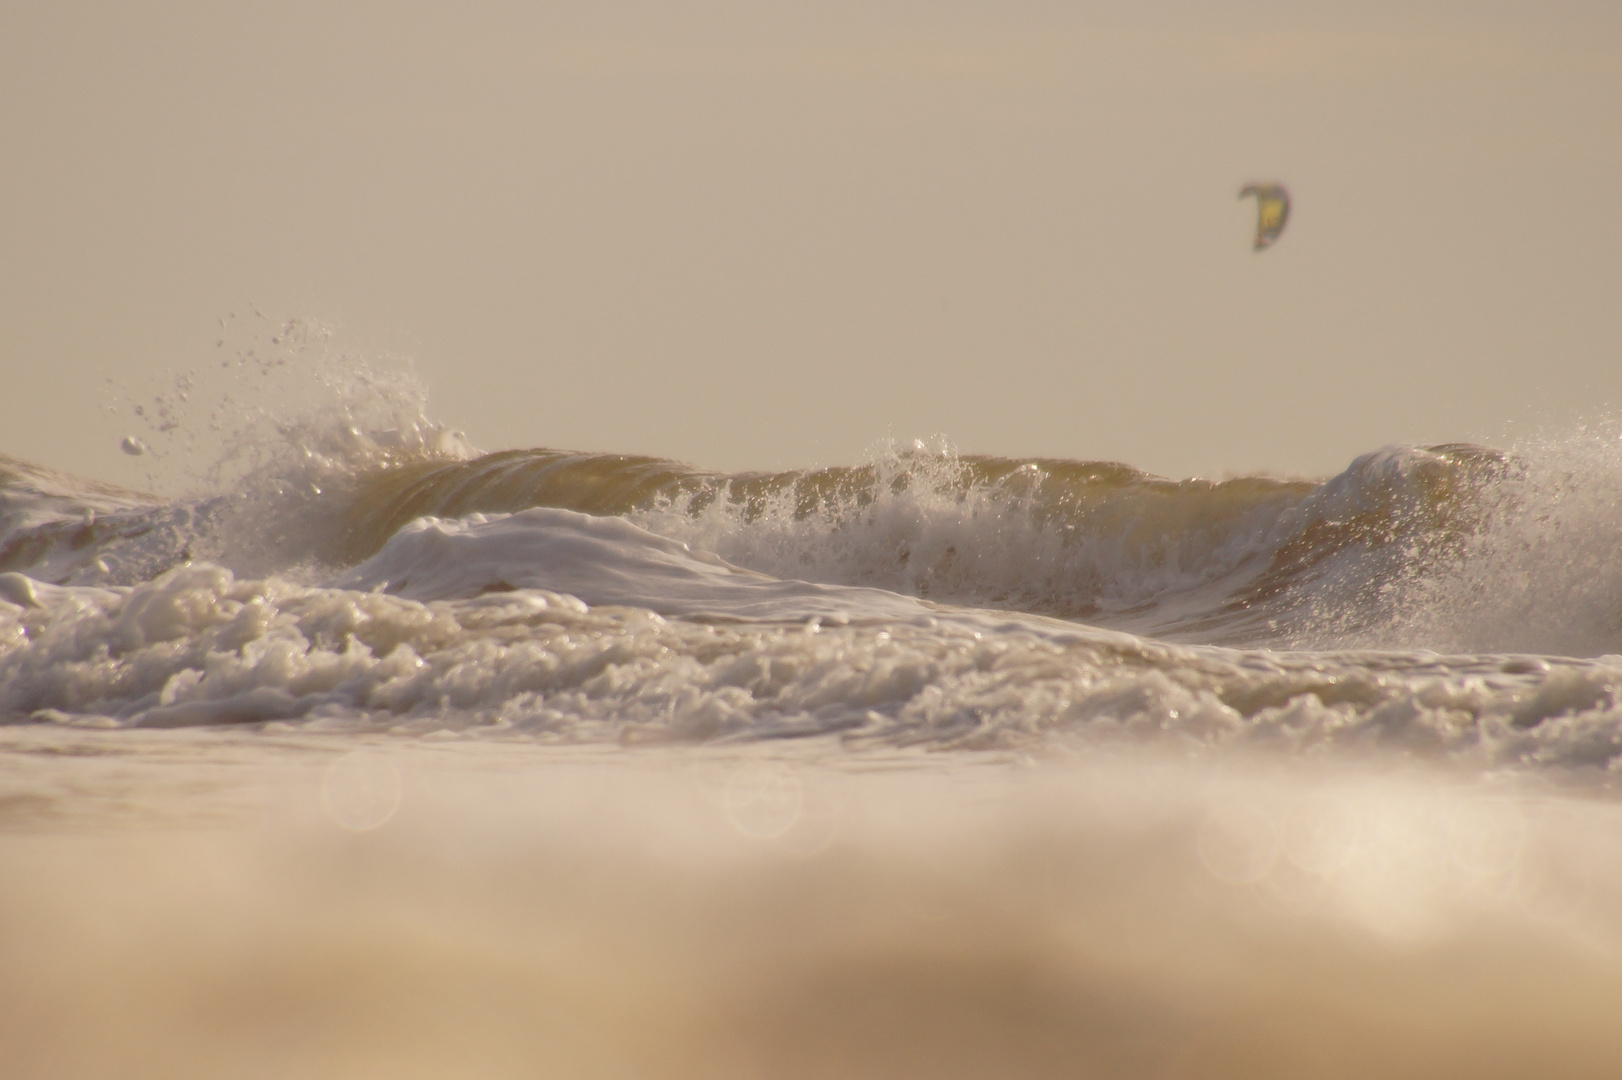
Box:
1307;422;1622;657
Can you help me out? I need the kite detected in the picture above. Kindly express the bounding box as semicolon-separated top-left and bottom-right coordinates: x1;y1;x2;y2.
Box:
1239;182;1290;251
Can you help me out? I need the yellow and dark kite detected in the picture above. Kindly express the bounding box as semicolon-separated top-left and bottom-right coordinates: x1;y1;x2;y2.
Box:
1239;182;1290;251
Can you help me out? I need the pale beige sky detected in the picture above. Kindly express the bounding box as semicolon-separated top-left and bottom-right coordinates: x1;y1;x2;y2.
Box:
2;1;1619;487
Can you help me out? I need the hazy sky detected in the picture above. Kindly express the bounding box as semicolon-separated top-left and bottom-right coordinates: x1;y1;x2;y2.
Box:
3;0;1619;486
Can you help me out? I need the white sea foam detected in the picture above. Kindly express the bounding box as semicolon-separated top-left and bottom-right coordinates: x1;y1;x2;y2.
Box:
3;546;1620;770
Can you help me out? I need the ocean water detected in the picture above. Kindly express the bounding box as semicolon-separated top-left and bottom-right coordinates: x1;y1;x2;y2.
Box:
5;357;1622;1078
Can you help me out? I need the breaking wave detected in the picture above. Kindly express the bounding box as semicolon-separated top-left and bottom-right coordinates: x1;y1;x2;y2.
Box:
3;358;1622;769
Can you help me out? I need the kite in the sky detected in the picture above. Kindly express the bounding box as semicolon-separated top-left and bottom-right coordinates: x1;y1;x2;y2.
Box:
1239;182;1290;251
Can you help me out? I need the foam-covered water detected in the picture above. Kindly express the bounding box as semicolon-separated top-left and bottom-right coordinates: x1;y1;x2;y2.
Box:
7;352;1622;1077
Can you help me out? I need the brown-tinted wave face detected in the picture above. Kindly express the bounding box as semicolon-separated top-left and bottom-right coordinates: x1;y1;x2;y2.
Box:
341;449;1311;561
324;442;1508;646
1;428;1611;657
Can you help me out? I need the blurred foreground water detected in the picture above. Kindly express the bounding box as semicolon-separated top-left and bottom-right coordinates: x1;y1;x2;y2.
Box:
5;731;1622;1080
